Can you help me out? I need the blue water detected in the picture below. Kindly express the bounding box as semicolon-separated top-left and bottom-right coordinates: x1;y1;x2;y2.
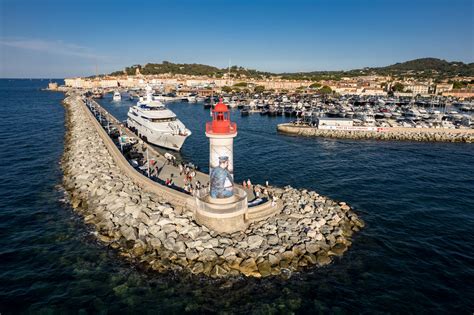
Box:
1;81;473;314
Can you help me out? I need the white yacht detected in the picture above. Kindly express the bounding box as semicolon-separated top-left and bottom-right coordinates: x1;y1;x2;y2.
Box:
127;88;191;151
355;110;376;126
187;94;197;103
418;108;430;119
228;100;238;108
152;93;177;103
405;108;422;120
113;91;121;101
362;112;376;126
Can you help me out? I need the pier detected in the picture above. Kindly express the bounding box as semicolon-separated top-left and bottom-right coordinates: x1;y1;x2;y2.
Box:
277;123;474;143
61;92;364;278
82;97;276;222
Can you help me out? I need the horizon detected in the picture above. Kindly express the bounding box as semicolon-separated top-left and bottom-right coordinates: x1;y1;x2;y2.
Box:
1;0;473;78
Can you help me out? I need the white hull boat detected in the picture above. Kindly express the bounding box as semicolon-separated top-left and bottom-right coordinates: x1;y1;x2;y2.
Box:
112;91;121;101
127;87;191;151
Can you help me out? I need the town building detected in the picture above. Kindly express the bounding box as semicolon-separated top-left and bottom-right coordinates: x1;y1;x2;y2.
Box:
442;89;474;99
435;83;453;95
405;83;430;95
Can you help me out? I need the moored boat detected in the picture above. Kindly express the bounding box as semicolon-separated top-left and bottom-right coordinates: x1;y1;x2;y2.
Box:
126;87;191;151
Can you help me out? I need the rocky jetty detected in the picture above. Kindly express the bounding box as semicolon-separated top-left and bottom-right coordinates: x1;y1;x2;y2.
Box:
277;123;474;143
61;95;364;278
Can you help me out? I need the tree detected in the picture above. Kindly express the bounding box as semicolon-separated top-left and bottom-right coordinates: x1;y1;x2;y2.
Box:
453;81;468;89
392;82;404;92
309;82;321;89
233;82;248;87
254;85;265;93
319;85;332;94
222;86;233;93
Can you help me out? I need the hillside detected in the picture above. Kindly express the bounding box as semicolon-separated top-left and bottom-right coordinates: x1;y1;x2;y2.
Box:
110;61;271;79
280;58;474;80
110;58;474;80
373;58;474;77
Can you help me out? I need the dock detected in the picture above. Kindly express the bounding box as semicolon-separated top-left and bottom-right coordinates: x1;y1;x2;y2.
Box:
277;123;474;143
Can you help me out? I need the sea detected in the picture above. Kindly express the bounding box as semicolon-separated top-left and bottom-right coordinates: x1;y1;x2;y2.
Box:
0;79;473;314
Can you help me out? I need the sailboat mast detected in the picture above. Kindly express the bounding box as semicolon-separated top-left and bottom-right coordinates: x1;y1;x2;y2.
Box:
228;58;231;86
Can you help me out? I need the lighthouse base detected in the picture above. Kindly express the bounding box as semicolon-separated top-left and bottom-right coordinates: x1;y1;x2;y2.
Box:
195;187;248;234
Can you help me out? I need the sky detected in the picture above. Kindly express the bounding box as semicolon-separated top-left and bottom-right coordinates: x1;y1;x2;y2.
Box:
0;0;473;78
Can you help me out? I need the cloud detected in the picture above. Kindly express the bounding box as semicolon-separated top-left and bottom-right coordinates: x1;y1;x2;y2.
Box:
0;38;109;60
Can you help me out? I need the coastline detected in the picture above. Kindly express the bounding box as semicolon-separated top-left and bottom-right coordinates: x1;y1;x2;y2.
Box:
277;123;474;143
60;93;364;278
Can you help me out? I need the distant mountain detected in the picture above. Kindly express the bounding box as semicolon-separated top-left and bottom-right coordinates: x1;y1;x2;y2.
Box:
373;58;474;77
110;58;474;80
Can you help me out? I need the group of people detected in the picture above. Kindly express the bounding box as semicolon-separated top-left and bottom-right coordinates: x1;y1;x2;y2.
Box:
183;180;206;195
163;171;204;196
127;141;277;203
179;162;202;195
242;179;252;189
179;163;197;182
164;177;174;187
243;179;278;206
149;159;162;177
164;152;177;167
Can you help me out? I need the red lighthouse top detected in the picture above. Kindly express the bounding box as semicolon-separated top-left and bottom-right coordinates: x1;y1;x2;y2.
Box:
206;99;237;134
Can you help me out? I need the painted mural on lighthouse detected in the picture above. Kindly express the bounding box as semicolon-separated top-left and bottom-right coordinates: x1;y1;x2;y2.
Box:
210;155;233;198
205;99;238;199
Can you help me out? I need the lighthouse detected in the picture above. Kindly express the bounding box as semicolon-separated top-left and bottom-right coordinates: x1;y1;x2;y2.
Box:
206;99;238;200
195;99;248;233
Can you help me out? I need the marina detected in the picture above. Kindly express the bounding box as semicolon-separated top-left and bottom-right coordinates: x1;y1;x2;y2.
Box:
85;87;474;143
89;87;474;130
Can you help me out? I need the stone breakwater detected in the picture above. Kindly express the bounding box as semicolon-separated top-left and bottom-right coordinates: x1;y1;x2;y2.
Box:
62;94;364;278
277;123;474;143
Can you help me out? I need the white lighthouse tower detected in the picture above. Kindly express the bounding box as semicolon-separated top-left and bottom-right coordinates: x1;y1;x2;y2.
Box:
195;99;248;233
206;99;237;199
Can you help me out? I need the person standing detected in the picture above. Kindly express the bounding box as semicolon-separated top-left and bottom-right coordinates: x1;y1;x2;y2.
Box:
272;194;277;207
